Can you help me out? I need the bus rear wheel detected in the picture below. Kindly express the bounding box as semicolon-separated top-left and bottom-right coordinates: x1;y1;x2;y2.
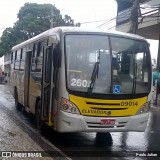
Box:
35;100;43;130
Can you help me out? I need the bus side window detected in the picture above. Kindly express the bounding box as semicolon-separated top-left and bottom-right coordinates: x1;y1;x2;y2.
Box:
36;40;47;73
33;44;36;57
15;51;17;60
37;42;43;57
11;52;13;61
11;51;15;69
36;42;43;72
31;43;37;72
20;48;26;71
14;50;20;70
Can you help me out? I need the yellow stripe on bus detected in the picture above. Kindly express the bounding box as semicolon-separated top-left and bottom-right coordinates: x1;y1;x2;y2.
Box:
69;94;147;117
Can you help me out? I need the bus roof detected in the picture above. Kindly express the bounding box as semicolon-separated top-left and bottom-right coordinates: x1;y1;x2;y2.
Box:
12;26;147;50
56;27;147;40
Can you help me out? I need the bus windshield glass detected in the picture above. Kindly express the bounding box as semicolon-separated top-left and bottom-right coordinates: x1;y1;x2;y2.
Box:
65;34;151;94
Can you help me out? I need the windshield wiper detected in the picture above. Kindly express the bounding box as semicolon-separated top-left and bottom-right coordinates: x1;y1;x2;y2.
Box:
132;62;137;94
87;49;101;94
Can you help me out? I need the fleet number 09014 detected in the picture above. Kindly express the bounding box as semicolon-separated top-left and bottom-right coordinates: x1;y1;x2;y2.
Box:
121;101;138;106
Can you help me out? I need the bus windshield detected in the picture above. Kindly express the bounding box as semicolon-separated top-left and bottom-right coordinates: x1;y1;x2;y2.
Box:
65;34;151;95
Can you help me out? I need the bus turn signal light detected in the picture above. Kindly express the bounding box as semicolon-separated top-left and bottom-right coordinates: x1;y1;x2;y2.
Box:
136;101;151;115
61;98;80;114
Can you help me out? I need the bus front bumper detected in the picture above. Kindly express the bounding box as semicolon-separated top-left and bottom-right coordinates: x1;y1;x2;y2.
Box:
56;111;149;132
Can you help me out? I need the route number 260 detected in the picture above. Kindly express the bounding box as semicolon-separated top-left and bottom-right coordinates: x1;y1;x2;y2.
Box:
71;78;91;88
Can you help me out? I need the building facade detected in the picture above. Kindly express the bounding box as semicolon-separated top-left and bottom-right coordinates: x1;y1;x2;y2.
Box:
116;0;160;69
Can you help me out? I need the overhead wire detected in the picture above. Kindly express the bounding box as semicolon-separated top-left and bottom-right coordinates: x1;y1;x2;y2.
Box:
80;19;110;24
96;17;116;28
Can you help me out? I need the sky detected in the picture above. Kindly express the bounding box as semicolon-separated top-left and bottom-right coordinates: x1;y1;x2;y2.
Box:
0;0;117;31
0;0;159;59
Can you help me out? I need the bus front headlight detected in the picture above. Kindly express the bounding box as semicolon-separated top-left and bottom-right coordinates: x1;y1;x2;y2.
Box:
61;98;80;114
136;101;151;115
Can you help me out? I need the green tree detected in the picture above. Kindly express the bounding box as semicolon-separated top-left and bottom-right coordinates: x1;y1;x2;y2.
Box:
0;28;18;56
0;3;76;55
63;15;74;26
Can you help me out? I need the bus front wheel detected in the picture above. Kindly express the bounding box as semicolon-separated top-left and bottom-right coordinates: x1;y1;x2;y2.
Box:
95;132;113;146
35;100;43;130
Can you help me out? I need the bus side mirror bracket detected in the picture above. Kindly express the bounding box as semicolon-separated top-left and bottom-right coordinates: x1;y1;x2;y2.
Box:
53;45;61;68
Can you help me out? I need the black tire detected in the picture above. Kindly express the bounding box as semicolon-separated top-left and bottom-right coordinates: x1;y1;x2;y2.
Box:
14;88;21;110
35;100;43;130
95;132;113;146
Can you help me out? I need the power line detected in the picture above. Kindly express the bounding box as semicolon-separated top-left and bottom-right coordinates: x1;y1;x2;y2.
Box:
96;17;116;28
80;19;110;24
108;25;116;30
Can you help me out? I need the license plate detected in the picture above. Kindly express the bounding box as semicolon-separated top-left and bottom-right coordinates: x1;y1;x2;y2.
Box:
100;119;116;125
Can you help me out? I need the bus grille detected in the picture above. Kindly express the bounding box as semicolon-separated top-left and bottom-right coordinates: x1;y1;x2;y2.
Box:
86;101;129;111
86;102;120;106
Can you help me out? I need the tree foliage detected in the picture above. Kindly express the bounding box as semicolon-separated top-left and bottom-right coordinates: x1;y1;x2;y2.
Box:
0;3;76;56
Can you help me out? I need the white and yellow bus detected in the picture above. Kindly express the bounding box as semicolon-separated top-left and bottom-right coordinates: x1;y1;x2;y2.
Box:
10;27;152;132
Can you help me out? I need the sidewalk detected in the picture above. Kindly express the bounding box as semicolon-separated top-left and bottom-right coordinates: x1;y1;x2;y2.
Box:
0;104;53;160
0;85;57;160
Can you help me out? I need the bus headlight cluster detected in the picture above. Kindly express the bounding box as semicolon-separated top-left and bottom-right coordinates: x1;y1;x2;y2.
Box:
136;101;151;115
61;98;80;114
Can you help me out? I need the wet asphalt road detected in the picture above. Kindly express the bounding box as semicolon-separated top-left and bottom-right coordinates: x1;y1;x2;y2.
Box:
0;85;160;160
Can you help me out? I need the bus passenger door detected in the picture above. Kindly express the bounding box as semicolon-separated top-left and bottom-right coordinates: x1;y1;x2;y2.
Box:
41;46;52;124
24;51;32;108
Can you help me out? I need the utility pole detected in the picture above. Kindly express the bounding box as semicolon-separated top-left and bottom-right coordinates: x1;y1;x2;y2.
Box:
130;0;139;34
50;10;54;28
50;9;56;28
50;18;54;28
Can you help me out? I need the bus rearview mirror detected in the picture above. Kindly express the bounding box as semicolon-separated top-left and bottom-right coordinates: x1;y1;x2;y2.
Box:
53;46;61;67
